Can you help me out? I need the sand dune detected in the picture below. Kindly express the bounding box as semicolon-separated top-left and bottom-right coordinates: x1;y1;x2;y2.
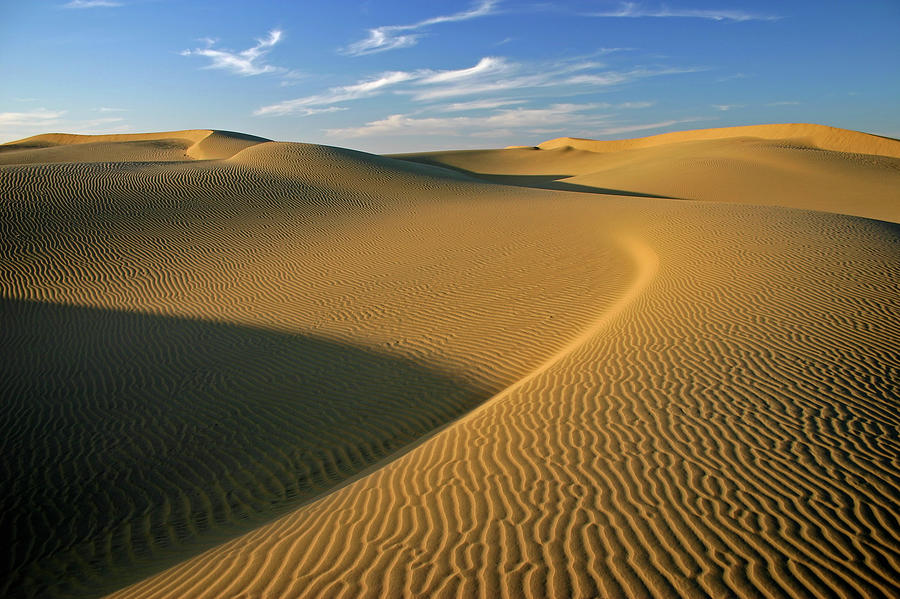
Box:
1;134;632;597
0;130;268;164
1;125;898;598
394;123;900;222
537;123;900;157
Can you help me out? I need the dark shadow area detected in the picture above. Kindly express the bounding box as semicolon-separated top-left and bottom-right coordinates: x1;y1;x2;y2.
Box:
0;298;486;598
390;156;680;199
471;173;682;199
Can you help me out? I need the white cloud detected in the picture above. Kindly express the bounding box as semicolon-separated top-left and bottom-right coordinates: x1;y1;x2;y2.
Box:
411;65;701;102
593;117;707;136
716;72;752;82
63;0;122;8
0;109;67;127
342;0;499;56
712;104;743;111
255;71;418;116
591;2;779;21
440;99;527;111
182;30;284;76
419;56;510;84
97;106;128;112
326;103;603;138
565;66;704;86
254;53;698;120
0;110;135;142
67;116;130;134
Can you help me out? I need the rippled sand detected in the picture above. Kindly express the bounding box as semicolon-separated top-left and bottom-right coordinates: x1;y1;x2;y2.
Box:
1;124;898;598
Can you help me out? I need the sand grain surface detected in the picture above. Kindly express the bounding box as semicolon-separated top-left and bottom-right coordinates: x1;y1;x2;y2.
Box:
1;124;898;598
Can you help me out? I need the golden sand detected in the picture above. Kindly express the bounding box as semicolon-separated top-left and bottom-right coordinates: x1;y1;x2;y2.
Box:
1;124;897;598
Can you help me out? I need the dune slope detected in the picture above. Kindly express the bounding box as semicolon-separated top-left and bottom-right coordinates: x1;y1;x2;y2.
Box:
1;126;898;598
108;198;900;599
0;130;269;164
394;123;900;222
1;137;633;597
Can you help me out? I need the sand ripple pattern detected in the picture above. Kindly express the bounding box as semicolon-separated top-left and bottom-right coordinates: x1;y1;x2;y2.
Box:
1;147;633;597
112;203;900;599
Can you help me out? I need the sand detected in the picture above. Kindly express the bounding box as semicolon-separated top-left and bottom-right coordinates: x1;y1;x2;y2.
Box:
0;124;898;598
394;123;900;223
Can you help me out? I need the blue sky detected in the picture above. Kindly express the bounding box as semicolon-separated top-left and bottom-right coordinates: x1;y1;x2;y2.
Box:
1;0;898;152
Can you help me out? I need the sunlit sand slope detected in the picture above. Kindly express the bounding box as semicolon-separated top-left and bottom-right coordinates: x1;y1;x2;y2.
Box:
394;123;900;222
0;130;269;164
109;200;900;599
1;126;898;599
538;123;900;157
0;139;633;597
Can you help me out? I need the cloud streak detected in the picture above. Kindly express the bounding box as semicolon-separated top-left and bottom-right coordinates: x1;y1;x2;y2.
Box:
182;30;284;76
63;0;122;7
255;54;700;117
590;2;779;22
418;56;510;84
0;109;136;142
255;71;418;116
0;109;67;127
326;103;602;138
342;1;499;56
593;117;707;136
325;99;668;139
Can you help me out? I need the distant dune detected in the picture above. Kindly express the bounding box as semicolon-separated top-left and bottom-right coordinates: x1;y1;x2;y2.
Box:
0;130;269;164
394;123;900;222
1;124;898;598
537;123;900;157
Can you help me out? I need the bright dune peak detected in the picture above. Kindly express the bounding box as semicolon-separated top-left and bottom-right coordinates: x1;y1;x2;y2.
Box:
536;123;900;159
0;129;270;162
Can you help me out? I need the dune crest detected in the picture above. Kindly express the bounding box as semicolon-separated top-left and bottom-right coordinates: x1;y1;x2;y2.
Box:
1;125;898;598
0;130;269;164
538;123;900;158
395;123;900;222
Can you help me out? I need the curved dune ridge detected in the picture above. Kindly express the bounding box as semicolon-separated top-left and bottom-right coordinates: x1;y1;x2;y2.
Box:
0;135;634;597
0;126;898;598
536;123;900;158
394;123;900;223
0;130;269;164
108;202;900;599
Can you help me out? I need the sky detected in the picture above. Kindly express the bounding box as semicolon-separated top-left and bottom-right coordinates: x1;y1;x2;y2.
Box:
1;0;898;153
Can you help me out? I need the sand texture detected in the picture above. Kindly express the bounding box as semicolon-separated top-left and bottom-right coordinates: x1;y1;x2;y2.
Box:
1;124;898;598
395;123;900;222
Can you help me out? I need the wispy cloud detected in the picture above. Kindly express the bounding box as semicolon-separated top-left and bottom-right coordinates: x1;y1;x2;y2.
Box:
410;64;703;102
326;103;605;138
63;0;122;8
716;72;752;82
0;109;67;127
0;109;135;142
592;117;708;136
182;30;284;76
767;101;801;106
255;71;418;116
712;104;743;111
418;56;510;84
440;98;527;112
255;54;699;117
325;100;667;139
68;116;131;134
590;2;779;22
342;0;499;56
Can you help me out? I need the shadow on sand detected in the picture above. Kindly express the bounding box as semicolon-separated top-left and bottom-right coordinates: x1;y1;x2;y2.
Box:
470;173;681;199
0;298;485;598
390;155;680;199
